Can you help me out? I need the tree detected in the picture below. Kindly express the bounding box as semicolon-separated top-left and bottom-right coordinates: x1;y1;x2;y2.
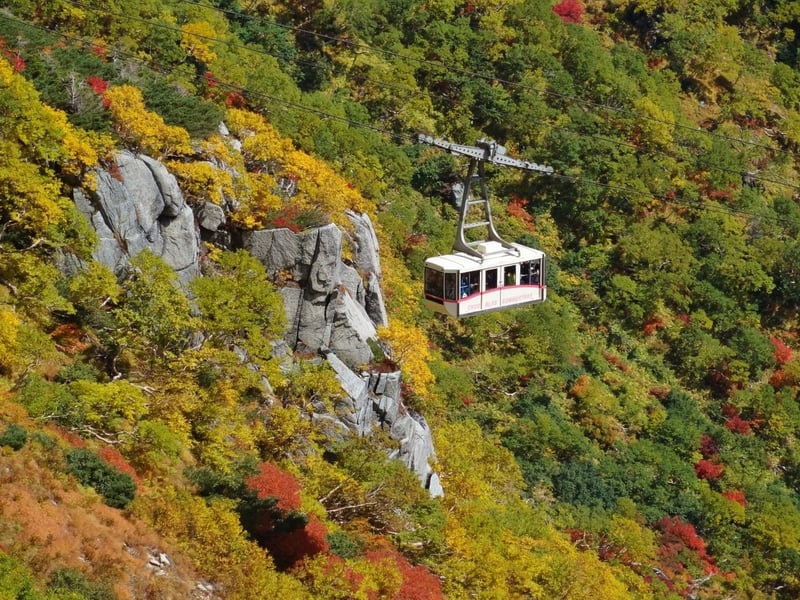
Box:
378;318;435;400
191;249;286;365
112;250;195;368
103;85;192;158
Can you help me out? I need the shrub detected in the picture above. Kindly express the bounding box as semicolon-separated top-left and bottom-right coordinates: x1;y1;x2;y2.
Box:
0;423;27;450
48;567;115;600
327;530;364;559
66;448;136;508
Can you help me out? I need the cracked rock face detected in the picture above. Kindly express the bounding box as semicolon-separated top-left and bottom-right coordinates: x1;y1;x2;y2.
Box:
246;223;441;496
243;224;379;369
74;151;201;285
72;151;441;496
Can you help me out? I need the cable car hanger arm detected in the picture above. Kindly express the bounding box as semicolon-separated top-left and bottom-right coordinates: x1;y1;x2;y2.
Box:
417;134;553;175
417;134;554;260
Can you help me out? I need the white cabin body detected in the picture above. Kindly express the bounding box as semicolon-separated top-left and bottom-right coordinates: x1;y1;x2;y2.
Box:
423;241;546;318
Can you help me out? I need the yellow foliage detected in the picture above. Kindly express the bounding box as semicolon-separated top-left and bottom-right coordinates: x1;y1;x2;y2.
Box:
167;160;234;205
0;305;20;373
297;453;365;514
140;486;310;599
634;96;675;150
439;508;636;599
257;404;319;460
104;85;193;158
180;22;218;65
69;379;149;432
377;318;435;399
298;552;403;600
224;108;372;229
433;420;524;508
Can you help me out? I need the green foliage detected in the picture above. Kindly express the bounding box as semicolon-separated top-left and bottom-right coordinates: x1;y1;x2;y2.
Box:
48;568;115;600
113;250;195;363
66;448;136;509
0;423;28;451
2;1;800;597
0;551;45;600
191;249;285;363
326;530;364;559
141;77;223;139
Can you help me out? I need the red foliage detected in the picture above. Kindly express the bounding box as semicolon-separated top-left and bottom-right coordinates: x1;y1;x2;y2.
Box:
699;434;719;459
271;516;329;568
49;426;86;448
98;446;141;487
642;315;665;335
225;91;246;108
770;336;793;365
722;489;746;507
246;462;302;512
91;44;107;59
507;196;536;232
676;313;690;324
87;75;108;96
552;0;584;24
721;405;752;435
694;458;724;481
657;517;712;558
655;515;718;592
364;548;444;600
203;71;217;88
11;54;25;73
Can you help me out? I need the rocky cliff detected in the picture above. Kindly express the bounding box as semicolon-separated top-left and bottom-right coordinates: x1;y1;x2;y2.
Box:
72;150;441;496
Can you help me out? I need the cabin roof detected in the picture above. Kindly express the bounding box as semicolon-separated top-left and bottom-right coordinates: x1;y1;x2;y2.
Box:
424;242;544;271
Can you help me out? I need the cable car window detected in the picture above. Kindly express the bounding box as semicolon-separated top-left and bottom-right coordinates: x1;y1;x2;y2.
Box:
461;271;480;297
520;261;531;284
531;260;541;285
504;265;516;286
445;273;458;300
485;268;498;290
424;267;444;300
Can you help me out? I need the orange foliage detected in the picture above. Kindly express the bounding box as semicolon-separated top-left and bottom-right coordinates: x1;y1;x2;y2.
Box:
770;336;793;365
50;323;89;355
0;447;199;598
642;315;665;335
506;196;536;233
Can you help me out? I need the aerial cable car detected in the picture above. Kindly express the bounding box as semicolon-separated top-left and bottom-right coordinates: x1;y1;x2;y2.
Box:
418;134;553;318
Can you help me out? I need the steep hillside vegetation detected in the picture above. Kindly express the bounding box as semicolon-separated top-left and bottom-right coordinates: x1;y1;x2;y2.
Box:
2;0;800;598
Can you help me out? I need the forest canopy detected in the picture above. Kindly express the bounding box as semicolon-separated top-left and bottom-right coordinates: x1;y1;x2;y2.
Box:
1;0;800;598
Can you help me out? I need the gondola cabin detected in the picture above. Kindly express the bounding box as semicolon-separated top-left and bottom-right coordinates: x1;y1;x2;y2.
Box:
424;241;546;318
